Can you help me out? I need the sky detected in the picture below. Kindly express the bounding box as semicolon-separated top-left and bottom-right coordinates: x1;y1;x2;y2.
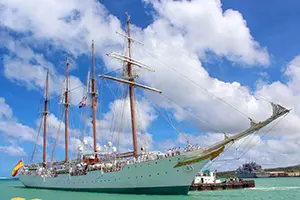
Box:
1;0;300;176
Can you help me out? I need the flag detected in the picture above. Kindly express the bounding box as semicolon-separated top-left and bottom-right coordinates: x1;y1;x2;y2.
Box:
12;160;24;177
79;96;88;108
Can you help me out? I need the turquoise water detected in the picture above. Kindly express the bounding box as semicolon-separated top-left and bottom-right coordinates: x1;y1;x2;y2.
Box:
1;178;300;200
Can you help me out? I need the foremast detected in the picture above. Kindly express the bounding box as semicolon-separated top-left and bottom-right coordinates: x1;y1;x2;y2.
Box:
91;40;98;158
42;71;49;168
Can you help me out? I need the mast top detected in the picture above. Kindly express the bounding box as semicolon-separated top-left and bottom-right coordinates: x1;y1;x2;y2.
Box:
125;12;130;22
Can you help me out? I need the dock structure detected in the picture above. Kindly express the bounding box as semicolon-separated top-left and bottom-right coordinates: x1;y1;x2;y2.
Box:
190;180;255;191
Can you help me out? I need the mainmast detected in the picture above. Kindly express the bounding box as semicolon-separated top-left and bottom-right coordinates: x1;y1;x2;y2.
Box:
42;71;49;168
101;13;162;158
91;40;98;157
64;57;70;163
125;13;138;158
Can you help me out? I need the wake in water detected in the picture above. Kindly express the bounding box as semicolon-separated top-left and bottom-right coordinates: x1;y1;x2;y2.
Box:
250;186;300;191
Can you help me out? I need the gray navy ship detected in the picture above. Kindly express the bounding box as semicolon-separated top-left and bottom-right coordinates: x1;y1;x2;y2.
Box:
236;162;270;178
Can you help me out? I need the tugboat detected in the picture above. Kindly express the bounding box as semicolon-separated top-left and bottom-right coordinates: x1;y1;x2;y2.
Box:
193;170;221;184
236;161;270;178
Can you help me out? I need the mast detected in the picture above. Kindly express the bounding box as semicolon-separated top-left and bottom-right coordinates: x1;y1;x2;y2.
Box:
64;57;69;163
42;71;49;168
126;13;138;158
102;14;161;158
91;40;97;157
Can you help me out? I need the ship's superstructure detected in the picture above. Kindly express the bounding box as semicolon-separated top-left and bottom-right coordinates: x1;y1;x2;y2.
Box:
18;14;289;195
236;162;270;178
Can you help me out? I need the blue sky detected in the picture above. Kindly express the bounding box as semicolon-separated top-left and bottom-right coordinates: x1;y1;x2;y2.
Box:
1;0;300;176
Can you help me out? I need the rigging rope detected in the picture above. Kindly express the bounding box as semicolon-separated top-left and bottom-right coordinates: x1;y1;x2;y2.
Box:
30;117;43;163
97;78;104;143
47;84;85;102
142;94;190;143
50;109;65;162
160;93;227;134
205;112;289;171
144;50;252;120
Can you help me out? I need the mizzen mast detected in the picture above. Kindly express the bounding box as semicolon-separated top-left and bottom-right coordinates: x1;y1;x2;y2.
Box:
64;57;70;163
42;71;49;168
91;40;98;157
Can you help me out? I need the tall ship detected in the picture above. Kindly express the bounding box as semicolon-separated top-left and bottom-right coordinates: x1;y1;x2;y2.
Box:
236;162;270;178
17;14;288;195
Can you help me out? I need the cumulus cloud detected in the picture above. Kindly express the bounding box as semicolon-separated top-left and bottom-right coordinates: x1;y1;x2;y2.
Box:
0;145;27;156
145;0;270;66
0;97;40;146
1;0;300;170
0;98;13;119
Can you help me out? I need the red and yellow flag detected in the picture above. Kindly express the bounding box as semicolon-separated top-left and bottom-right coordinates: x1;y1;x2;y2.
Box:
12;160;24;177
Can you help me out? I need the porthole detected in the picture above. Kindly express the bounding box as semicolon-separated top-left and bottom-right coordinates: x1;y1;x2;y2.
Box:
165;172;168;174
155;162;157;164
149;175;151;177
157;173;159;175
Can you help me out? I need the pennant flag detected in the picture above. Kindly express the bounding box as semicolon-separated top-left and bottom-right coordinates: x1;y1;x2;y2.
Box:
12;160;24;177
79;96;88;108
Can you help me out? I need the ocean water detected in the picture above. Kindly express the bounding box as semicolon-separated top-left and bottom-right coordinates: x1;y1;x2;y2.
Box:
1;178;300;200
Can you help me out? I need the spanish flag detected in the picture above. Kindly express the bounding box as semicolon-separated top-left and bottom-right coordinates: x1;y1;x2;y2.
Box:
12;160;24;177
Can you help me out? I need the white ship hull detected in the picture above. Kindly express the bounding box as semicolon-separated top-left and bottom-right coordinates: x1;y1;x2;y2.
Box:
19;155;210;195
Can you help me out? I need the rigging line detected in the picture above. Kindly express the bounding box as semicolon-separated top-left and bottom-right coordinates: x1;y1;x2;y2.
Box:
116;86;128;151
233;130;259;156
211;132;259;171
30;116;43;163
81;101;90;142
113;84;127;144
204;141;235;170
163;107;189;143
160;93;226;134
236;112;289;160
144;50;251;119
50;109;65;162
102;67;123;76
142;94;190;142
135;96;142;130
103;78;118;99
213;112;289;171
105;79;119;142
98;78;104;143
47;84;85;102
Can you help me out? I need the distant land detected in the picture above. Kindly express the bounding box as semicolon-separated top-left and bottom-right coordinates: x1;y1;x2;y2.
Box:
216;164;300;178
